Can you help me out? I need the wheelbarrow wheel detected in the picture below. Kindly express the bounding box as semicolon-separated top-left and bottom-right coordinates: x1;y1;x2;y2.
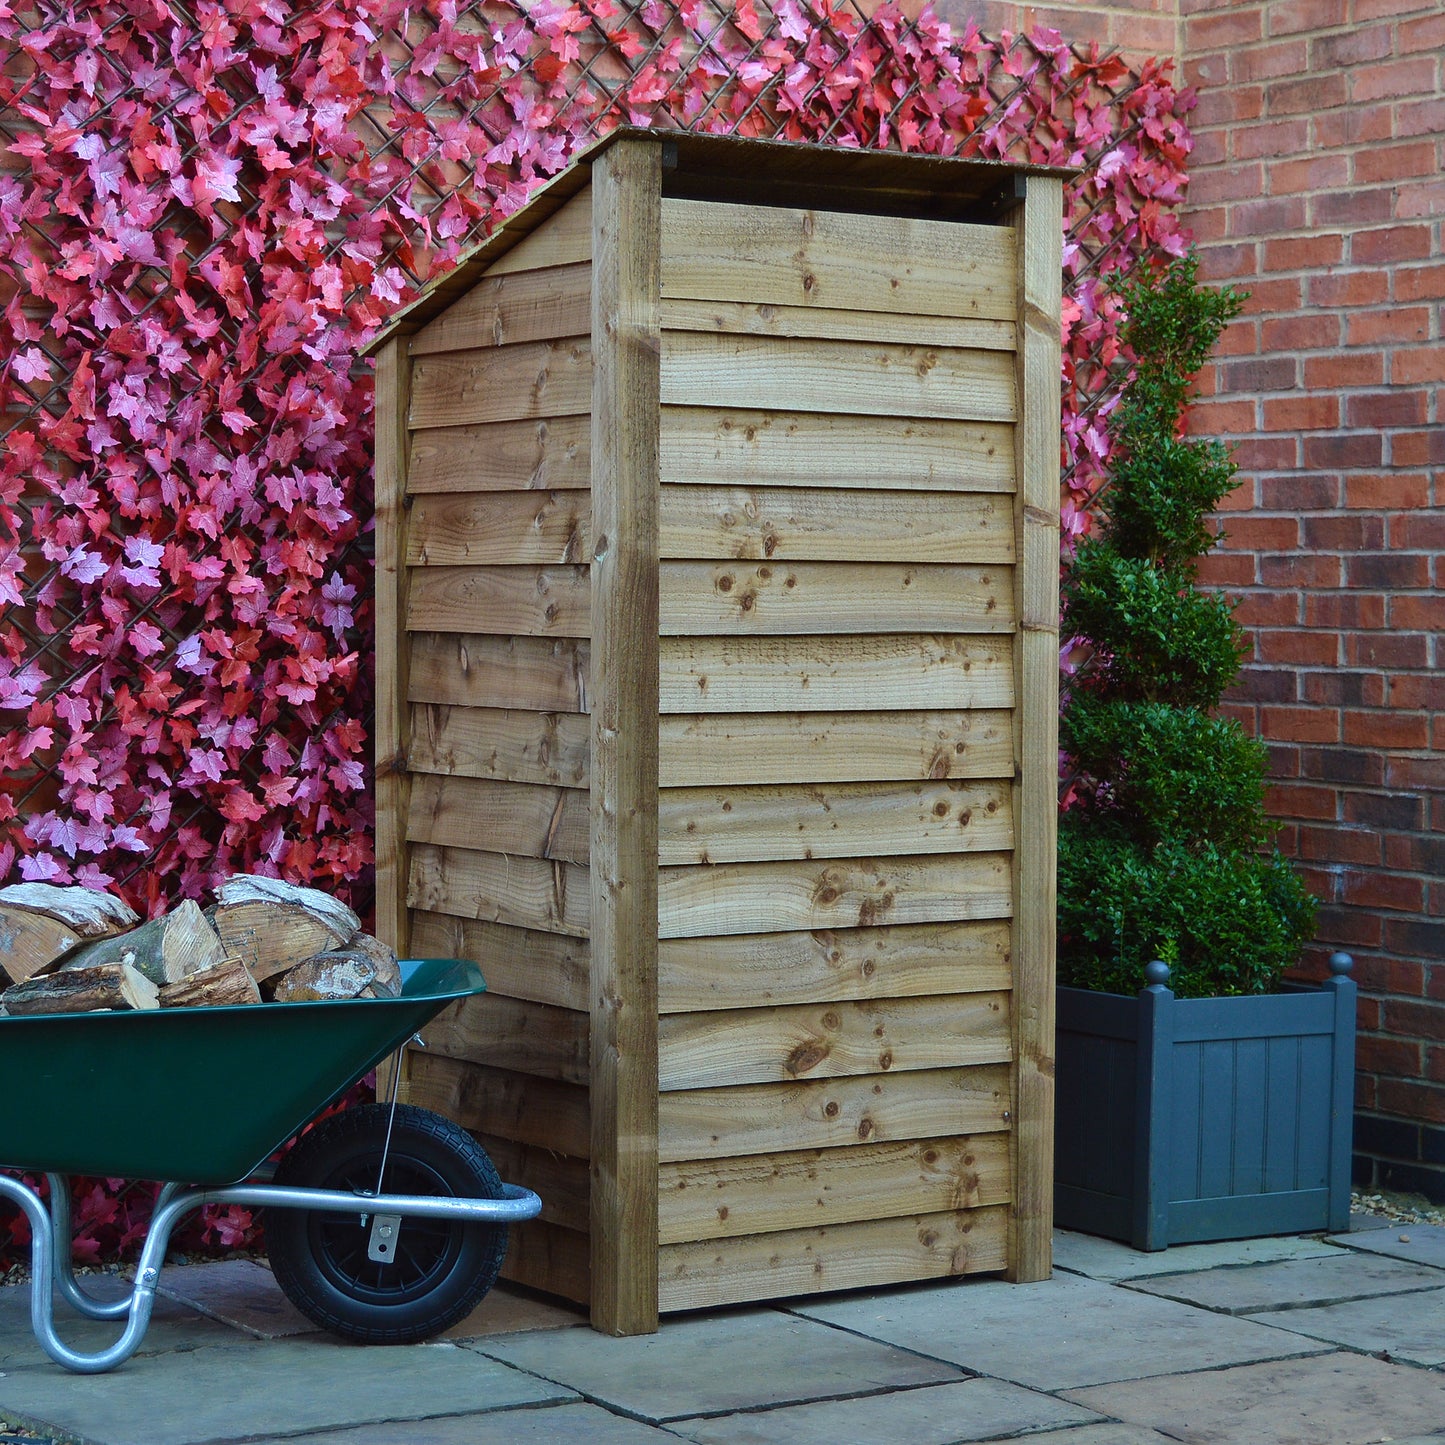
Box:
266;1103;509;1345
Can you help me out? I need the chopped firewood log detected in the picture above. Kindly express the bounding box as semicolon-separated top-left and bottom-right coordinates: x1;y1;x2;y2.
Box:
272;950;375;1003
0;884;139;985
212;877;358;984
3;961;159;1016
58;900;227;987
344;932;402;998
158;955;262;1008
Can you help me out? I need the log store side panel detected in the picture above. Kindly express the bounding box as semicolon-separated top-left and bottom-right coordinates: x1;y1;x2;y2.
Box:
395;186;596;1305
653;197;1022;1312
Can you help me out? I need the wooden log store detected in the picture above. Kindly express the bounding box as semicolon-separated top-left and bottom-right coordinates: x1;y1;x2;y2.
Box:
365;130;1064;1335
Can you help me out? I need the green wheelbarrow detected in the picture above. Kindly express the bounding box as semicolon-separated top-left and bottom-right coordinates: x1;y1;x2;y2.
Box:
0;957;542;1373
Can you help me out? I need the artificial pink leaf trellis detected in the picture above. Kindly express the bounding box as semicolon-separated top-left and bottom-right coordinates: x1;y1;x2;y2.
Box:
0;0;1191;1260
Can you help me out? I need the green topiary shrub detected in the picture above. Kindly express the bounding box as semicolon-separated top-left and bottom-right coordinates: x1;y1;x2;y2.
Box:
1058;254;1315;999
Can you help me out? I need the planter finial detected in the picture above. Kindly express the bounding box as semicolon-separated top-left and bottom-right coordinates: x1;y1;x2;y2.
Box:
1144;960;1171;988
1328;952;1354;976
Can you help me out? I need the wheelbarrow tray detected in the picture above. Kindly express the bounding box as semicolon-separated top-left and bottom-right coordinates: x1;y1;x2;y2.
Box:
0;957;482;1185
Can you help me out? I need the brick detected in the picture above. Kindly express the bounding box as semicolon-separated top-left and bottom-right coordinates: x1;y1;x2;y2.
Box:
1302;671;1385;708
1351;56;1440;105
1262;705;1340;744
1345;390;1430;428
1187;397;1256;433
1394;349;1445;385
1221;356;1297;391
1264;234;1344;271
1383;1001;1445;1046
1343;707;1430;748
1261;394;1339;430
1299;823;1380;864
1303;433;1383;469
1218;515;1300;550
1347;306;1433;346
1400;11;1445;51
1311;22;1393;68
1356;141;1442;186
1194;85;1265;126
1312;187;1396;228
1389;432;1445;467
1255;629;1337;665
1306;270;1390;308
1269;72;1347;114
1237;276;1303;313
1263;741;1299;777
1345;792;1426;832
1267;0;1346;32
1385;834;1445;875
1259;473;1338;510
1392;511;1445;548
1390;595;1445;633
1359;1036;1424;1078
1265;782;1337;820
1228;195;1308;236
1303;593;1385;629
1352;225;1433;264
1262;313;1341;351
1304;353;1385;389
1233;591;1301;627
1399;179;1445;221
1189;128;1230;169
1301;514;1385;550
1395;264;1445;302
1194;552;1256;587
1345;552;1431;589
1345;871;1427;913
1269;154;1351;196
1397;98;1445;140
1234;666;1297;703
1186;6;1263;48
1191;164;1267;205
1344;471;1430;508
1394;921;1445;963
1234;42;1311;85
1301;746;1385;788
1386;757;1445;792
1377;1081;1445;1128
1346;633;1431;669
1197;242;1260;282
1259;552;1340;587
1390;675;1445;713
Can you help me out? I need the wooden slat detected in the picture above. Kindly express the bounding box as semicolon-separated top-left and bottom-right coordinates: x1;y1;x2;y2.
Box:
409;912;589;1012
373;338;412;961
588;137;662;1336
503;1219;591;1306
657;486;1013;564
662;409;1014;492
486;187;592;276
659;1134;1010;1244
407;565;590;638
659;710;1013;788
410;339;591;430
407;417;590;495
411;263;592;356
408;775;589;863
659;562;1012;637
657;779;1012;866
657;1205;1009;1312
1009;174;1063;1286
426;992;589;1085
659;920;1012;1013
408;842;589;937
659;636;1013;716
475;1134;591;1234
661;333;1015;424
661;198;1015;320
658;991;1010;1090
406;1053;590;1158
408;635;589;714
658;1064;1012;1162
660;297;1015;351
409;705;590;788
407;491;590;567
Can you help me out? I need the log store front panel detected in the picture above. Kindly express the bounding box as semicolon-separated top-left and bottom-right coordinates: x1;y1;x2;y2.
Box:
369;131;1063;1334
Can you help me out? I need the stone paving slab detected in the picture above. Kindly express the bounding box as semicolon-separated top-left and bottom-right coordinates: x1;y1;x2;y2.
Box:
0;1283;234;1369
0;1339;573;1445
1062;1350;1445;1445
1129;1251;1445;1315
472;1307;964;1421
1250;1286;1445;1367
1052;1229;1342;1282
672;1377;1099;1445
994;1428;1176;1444
440;1284;585;1340
794;1272;1323;1391
221;1402;679;1445
154;1260;316;1340
1330;1222;1445;1271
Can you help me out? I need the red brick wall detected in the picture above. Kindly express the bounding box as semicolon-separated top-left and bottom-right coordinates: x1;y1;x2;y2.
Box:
937;0;1177;58
1180;0;1445;1199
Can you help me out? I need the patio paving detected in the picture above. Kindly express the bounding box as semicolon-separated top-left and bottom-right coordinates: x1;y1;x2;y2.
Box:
0;1230;1441;1445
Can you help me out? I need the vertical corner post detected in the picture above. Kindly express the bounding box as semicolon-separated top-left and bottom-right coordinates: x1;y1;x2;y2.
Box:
1324;953;1357;1233
1132;971;1175;1251
1006;173;1063;1283
373;337;414;1102
589;138;662;1335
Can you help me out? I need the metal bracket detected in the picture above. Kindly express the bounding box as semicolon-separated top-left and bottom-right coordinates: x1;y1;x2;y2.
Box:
367;1214;403;1264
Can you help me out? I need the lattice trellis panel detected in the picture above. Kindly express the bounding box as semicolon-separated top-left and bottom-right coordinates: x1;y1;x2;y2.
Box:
0;0;1192;919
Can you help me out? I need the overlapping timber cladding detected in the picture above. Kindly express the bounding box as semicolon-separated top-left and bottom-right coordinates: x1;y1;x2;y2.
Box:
366;130;1065;1335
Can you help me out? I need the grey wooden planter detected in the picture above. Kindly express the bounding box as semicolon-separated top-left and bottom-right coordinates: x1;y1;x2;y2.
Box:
1055;954;1356;1251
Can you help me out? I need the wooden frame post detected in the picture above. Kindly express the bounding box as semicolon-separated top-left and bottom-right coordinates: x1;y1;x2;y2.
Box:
1007;174;1062;1282
373;337;414;1102
589;138;663;1334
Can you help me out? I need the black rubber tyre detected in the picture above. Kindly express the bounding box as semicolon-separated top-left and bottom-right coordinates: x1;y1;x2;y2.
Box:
266;1104;508;1345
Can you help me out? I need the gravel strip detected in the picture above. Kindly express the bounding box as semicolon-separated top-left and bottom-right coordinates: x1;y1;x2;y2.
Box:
1353;1189;1445;1227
